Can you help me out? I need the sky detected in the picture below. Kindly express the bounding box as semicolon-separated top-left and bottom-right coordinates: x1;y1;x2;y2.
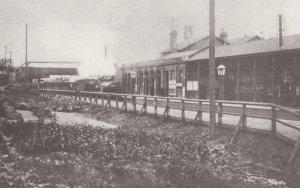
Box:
0;0;299;76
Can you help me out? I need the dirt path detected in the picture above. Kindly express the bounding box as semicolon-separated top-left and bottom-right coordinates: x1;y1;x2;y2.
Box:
18;110;118;129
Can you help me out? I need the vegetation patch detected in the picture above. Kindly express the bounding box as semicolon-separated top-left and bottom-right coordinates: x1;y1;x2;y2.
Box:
0;92;297;187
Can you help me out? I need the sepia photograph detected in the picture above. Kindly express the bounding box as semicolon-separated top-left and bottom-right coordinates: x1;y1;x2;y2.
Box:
0;0;300;187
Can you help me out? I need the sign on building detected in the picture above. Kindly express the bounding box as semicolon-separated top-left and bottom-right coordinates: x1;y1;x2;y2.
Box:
187;81;198;91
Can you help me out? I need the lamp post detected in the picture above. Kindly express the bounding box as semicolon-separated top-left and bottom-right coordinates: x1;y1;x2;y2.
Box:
217;64;226;100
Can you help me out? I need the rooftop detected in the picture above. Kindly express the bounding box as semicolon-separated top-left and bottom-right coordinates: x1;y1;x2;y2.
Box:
189;34;300;61
227;35;262;45
161;36;209;54
123;34;300;69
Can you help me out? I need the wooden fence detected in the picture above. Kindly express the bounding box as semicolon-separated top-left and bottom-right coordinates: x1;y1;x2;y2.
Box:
39;89;300;163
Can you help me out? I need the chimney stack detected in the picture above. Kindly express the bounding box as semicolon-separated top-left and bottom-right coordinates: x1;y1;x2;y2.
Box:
184;26;193;40
219;29;228;45
170;19;177;53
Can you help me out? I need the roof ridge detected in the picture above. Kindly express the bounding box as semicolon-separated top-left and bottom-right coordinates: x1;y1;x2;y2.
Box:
189;33;300;61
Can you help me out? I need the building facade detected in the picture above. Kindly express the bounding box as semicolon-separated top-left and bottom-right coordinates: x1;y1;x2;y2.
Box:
121;28;300;107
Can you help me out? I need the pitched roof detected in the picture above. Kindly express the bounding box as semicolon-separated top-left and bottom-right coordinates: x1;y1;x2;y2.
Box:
122;59;162;69
161;36;208;54
227;35;262;45
189;34;300;61
162;50;200;59
123;50;201;69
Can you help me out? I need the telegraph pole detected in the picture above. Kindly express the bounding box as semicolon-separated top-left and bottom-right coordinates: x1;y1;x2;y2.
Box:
209;0;216;139
25;24;29;83
9;50;12;68
278;14;283;47
4;45;7;61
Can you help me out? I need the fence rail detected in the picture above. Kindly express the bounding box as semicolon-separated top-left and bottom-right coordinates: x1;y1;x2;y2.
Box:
39;89;300;163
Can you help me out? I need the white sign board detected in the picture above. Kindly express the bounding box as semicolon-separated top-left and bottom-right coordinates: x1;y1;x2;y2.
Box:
187;81;198;91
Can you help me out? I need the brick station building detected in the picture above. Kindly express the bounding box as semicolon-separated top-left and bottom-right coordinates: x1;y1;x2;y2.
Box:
121;27;300;107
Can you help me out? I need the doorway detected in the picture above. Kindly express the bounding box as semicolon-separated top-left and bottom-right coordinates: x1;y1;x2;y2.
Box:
280;83;293;106
163;71;169;96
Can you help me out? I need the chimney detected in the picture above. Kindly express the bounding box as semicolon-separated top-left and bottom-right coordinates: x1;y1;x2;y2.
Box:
170;19;177;53
219;29;228;45
170;30;177;53
184;26;193;40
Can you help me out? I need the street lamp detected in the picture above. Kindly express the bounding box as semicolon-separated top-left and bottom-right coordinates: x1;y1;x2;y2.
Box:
217;64;226;100
130;71;137;94
130;71;136;78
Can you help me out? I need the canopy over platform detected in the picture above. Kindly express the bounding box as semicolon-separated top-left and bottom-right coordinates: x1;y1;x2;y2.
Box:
17;61;79;82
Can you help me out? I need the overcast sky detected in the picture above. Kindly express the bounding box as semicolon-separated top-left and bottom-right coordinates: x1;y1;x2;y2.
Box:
0;0;299;76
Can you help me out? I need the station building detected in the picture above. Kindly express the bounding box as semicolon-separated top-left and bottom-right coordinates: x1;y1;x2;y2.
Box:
121;27;300;107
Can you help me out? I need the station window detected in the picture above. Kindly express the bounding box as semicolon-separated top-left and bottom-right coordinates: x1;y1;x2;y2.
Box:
178;69;183;82
170;70;176;80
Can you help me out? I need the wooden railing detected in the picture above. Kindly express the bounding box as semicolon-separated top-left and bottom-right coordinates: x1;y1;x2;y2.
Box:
39;89;300;163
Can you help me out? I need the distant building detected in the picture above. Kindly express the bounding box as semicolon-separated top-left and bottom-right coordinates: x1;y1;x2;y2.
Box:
17;61;79;83
0;59;15;86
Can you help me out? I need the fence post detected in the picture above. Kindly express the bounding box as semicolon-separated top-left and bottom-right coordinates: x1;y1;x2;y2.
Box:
84;93;87;103
271;106;276;135
116;96;119;109
218;102;223;126
289;135;300;163
104;95;108;109
144;96;147;114
124;95;128;112
74;90;77;101
167;99;170;119
108;95;111;108
230;104;246;145
198;101;202;125
89;93;92;105
101;94;104;107
133;96;136;113
242;104;247;129
181;99;185;123
108;95;111;109
163;98;169;120
95;94;98;105
78;92;81;103
154;98;158;118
